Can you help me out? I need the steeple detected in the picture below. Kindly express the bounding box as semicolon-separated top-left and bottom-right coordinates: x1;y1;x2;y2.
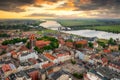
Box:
29;34;36;51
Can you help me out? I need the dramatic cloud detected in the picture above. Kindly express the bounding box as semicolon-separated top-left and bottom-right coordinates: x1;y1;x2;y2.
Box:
0;0;61;12
27;13;57;17
0;0;35;12
0;0;120;18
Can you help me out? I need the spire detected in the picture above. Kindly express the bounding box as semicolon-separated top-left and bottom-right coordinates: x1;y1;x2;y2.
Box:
29;34;36;51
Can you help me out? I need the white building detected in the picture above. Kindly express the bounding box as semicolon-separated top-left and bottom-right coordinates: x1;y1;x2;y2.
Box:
84;72;102;80
19;51;38;62
57;53;71;63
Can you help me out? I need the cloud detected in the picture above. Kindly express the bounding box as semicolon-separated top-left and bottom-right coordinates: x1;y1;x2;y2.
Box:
75;0;120;11
26;13;57;17
0;0;120;18
0;0;61;12
0;0;35;12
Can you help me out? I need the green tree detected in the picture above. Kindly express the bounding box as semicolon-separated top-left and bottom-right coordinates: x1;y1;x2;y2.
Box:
72;73;83;79
26;42;31;49
34;46;41;53
108;38;116;45
76;44;82;48
71;60;76;65
88;42;93;48
119;45;120;50
97;41;106;48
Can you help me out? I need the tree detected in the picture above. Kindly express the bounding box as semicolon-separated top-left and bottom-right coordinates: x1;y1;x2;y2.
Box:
0;50;6;55
2;38;27;45
119;45;120;50
71;59;76;65
97;41;106;48
88;42;93;48
72;73;83;79
76;44;82;48
26;42;31;49
34;46;41;53
108;38;116;45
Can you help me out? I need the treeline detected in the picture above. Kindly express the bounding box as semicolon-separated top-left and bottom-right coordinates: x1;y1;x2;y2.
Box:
2;38;27;45
0;24;31;31
0;33;10;37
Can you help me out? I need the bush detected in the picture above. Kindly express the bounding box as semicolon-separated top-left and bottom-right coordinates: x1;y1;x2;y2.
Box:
72;73;83;79
88;42;93;48
71;60;76;65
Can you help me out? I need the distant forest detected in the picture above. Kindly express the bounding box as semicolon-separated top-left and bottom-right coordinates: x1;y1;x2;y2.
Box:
0;19;45;31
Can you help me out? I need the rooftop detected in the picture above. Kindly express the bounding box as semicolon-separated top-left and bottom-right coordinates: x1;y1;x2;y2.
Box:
95;67;120;79
49;70;69;80
36;40;50;48
2;64;11;72
42;62;54;69
76;40;88;45
44;53;56;60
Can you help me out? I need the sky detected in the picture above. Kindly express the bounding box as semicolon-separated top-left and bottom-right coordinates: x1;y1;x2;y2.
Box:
0;0;120;19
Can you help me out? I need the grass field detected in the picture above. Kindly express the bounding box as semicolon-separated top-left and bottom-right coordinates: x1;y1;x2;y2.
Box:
57;19;120;33
97;39;108;44
37;29;58;34
88;25;120;33
57;19;104;26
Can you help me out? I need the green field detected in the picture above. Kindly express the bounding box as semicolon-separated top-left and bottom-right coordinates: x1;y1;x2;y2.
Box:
37;29;58;34
57;19;104;26
57;19;120;33
88;25;120;33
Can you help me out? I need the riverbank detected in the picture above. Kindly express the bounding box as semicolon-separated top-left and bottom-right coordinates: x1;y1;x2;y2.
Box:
57;19;120;33
39;20;120;40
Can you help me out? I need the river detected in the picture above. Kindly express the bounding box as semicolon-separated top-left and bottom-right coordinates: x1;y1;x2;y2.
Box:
40;21;120;39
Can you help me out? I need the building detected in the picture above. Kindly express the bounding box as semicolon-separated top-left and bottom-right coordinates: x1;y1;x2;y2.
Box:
109;61;120;72
2;64;11;73
48;70;72;80
108;45;119;51
15;71;31;80
19;51;38;62
85;67;120;80
36;40;50;48
65;41;74;48
75;40;88;48
84;72;102;80
56;52;71;63
42;62;54;69
44;53;58;63
29;34;36;50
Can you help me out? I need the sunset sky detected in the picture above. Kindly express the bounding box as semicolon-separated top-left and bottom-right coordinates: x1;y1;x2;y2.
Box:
0;0;120;19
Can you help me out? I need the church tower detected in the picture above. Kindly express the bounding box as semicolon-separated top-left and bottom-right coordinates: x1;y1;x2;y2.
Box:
29;34;36;50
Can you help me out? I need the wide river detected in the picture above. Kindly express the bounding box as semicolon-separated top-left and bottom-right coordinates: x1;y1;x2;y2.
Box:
40;21;120;39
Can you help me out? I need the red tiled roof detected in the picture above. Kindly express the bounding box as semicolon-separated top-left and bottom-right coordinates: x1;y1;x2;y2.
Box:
101;58;108;63
36;40;50;48
29;70;39;80
103;49;111;53
29;34;35;40
0;45;8;49
28;58;37;64
56;52;70;57
42;62;54;69
2;64;11;72
5;78;9;80
11;51;17;55
20;46;29;51
44;53;56;60
76;40;88;45
59;39;65;45
65;41;73;48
